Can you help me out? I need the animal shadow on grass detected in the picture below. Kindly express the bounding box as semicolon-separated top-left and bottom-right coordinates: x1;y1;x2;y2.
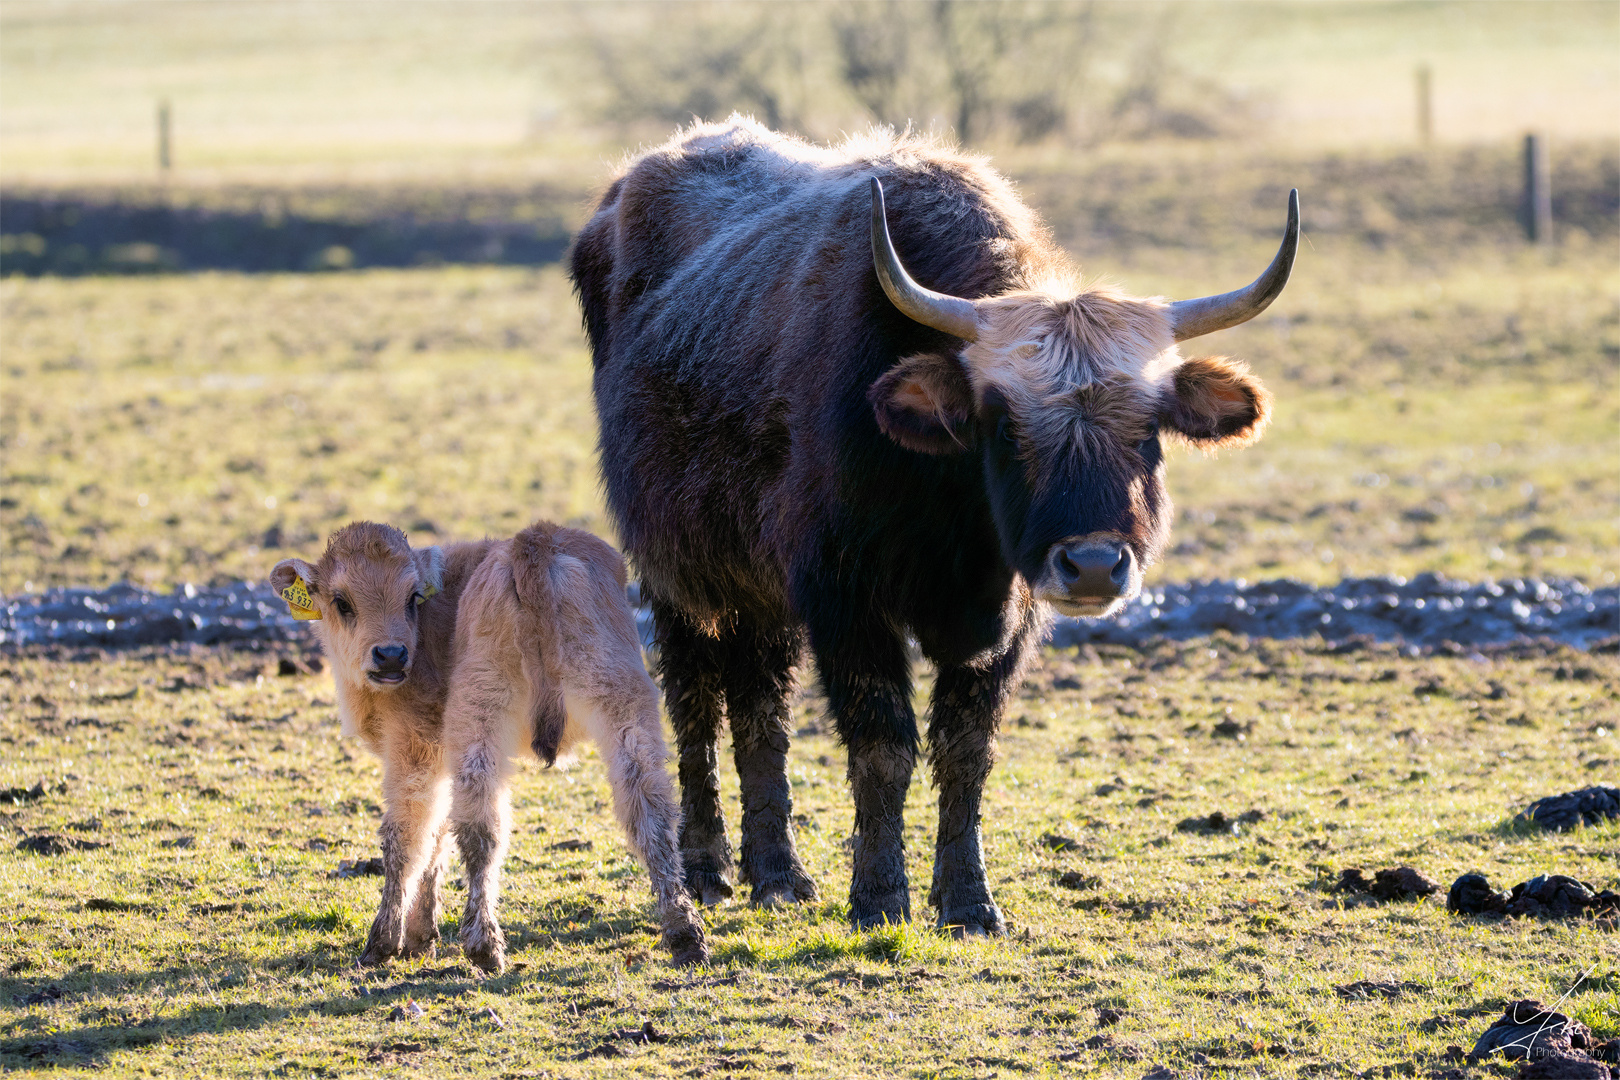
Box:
0;943;610;1068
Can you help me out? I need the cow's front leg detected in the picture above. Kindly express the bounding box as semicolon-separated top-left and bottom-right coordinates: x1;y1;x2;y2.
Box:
402;820;449;957
446;664;515;975
725;623;817;907
652;600;735;906
819;631;917;929
361;735;448;967
926;620;1036;936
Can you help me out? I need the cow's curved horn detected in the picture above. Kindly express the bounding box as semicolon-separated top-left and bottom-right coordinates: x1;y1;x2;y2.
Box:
870;176;980;342
1169;188;1300;342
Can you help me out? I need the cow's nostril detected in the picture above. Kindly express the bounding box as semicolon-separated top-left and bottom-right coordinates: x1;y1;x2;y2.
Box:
1057;548;1081;584
1110;546;1135;588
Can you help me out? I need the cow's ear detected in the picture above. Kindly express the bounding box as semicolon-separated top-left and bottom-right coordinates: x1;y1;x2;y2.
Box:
270;558;318;595
1160;356;1271;449
869;352;977;454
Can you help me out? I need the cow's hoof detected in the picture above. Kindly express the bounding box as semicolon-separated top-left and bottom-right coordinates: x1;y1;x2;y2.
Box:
750;871;819;908
685;868;735;907
938;902;1006;938
850;891;911;930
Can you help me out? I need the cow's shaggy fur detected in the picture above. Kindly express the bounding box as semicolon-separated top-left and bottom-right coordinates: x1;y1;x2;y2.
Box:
270;521;707;970
572;118;1276;932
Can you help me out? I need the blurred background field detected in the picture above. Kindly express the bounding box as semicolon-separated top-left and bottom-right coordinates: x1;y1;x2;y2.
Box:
1;0;1616;595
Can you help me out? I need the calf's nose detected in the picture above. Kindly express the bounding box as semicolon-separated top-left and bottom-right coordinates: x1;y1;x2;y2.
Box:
1054;542;1134;599
371;644;408;671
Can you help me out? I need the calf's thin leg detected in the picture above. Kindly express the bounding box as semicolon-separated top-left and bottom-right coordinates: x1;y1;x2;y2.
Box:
576;682;709;966
402;820;449;956
815;626;917;929
724;623;816;907
361;734;449;966
650;599;734;905
445;659;516;975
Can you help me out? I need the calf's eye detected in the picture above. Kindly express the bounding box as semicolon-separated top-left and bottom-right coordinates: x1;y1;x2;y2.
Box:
334;595;354;619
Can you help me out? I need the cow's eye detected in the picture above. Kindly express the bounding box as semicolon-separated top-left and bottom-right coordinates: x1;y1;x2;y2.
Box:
408;593;423;614
996;415;1016;444
333;594;355;619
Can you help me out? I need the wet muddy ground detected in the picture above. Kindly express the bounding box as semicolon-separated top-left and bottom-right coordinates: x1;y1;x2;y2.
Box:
3;574;1615;653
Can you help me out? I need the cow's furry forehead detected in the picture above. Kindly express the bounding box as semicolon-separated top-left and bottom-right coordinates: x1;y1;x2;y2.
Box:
970;283;1179;437
320;522;413;576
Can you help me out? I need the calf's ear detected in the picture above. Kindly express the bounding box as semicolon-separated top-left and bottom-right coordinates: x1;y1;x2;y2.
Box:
1159;356;1271;449
868;352;977;454
270;558;322;619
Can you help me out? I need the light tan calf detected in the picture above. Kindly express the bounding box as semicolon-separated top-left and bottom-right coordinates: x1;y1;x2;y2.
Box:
270;521;707;971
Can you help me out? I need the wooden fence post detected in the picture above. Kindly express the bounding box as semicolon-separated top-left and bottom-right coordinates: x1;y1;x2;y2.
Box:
1523;133;1551;243
158;100;172;173
1415;65;1432;145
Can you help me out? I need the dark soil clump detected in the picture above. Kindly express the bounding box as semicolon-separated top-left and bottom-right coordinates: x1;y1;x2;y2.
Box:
1448;872;1619;919
1176;809;1264;835
1514;786;1620;832
1333;866;1438;901
1447;873;1509;915
1471;1001;1616;1077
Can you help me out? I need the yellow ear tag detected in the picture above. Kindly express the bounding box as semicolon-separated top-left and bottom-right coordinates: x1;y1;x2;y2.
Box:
281;577;322;621
417;583;439;605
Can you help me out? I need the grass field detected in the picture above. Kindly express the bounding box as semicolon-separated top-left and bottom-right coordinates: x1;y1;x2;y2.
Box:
3;232;1615;594
2;5;1618;1076
1;638;1616;1077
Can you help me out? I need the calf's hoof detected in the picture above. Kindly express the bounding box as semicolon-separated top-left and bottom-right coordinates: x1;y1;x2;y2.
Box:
938;902;1006;938
684;866;735;907
459;921;507;975
664;925;710;968
359;923;403;967
401;927;441;959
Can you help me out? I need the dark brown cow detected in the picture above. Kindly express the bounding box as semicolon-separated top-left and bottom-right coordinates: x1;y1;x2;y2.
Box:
571;118;1296;932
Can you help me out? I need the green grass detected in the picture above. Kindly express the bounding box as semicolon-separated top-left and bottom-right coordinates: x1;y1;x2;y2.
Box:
1;641;1616;1076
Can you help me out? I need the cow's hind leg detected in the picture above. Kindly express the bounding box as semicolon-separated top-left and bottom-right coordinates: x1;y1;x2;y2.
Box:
651;599;734;906
926;618;1037;937
724;622;816;907
361;734;448;966
814;622;917;929
446;660;517;975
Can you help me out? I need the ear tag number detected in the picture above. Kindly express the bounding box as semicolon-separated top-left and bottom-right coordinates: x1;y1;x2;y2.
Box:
281;577;322;621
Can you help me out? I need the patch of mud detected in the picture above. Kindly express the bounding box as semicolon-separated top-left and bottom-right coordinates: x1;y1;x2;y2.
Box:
1048;573;1616;650
1514;787;1620;832
5;573;1615;652
1177;809;1265;835
1333;866;1440;902
1448;872;1620;919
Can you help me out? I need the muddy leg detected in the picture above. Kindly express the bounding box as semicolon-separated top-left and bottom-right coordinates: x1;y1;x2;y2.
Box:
447;667;515;975
402;821;449;957
361;735;448;967
651;599;734;906
724;623;816;907
926;611;1037;937
815;628;917;929
584;680;710;966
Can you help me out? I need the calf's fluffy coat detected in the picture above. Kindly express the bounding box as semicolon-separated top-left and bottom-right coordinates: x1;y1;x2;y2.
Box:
270;521;707;970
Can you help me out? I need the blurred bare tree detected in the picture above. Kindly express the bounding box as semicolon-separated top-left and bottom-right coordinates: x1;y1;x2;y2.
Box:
561;1;1251;147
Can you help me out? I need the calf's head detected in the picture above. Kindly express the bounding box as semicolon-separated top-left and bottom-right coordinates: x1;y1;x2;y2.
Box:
869;179;1294;617
270;522;444;689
